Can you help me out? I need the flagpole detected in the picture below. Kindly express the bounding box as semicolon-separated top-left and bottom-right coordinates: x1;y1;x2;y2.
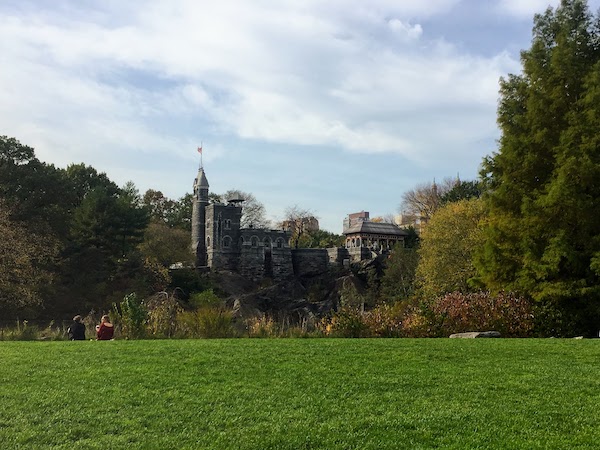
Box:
201;141;203;168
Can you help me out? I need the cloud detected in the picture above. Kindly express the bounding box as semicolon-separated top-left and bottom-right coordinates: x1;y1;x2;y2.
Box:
388;19;423;40
0;0;518;172
495;0;555;18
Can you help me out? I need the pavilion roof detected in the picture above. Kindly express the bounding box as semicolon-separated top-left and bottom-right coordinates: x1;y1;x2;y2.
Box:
343;221;408;237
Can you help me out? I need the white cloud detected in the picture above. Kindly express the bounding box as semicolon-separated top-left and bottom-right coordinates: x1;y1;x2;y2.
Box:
496;0;559;18
0;0;525;228
1;1;515;159
388;19;423;40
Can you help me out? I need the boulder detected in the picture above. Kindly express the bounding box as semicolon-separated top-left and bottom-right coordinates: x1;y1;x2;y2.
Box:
449;331;501;338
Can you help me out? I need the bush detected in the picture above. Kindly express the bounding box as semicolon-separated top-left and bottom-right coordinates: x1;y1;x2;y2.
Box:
113;293;147;339
176;307;234;338
146;292;182;338
246;316;279;338
410;291;534;337
324;307;370;338
0;320;40;341
363;303;404;338
189;289;221;309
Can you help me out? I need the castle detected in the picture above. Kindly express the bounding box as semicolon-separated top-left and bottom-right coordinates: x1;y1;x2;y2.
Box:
191;166;408;281
191;166;300;281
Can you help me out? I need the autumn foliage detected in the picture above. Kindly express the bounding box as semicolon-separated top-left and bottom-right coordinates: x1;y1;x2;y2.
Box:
403;291;534;337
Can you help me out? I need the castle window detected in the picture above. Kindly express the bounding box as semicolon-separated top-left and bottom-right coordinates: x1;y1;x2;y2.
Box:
276;238;283;248
239;236;245;246
206;236;211;248
264;238;271;248
225;219;231;230
223;236;231;248
251;236;259;247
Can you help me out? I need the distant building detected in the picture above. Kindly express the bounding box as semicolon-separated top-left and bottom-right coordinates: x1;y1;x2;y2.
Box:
343;211;369;233
281;216;319;235
339;211;407;261
394;213;428;235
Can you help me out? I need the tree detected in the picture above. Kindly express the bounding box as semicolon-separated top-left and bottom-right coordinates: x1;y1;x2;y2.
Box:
440;180;483;205
65;163;119;206
0;136;73;238
139;222;193;267
0;200;57;315
477;0;600;335
370;214;396;224
380;244;420;303
115;182;149;258
399;178;456;221
223;190;269;228
280;205;316;248
143;189;176;225
297;229;344;248
416;199;486;299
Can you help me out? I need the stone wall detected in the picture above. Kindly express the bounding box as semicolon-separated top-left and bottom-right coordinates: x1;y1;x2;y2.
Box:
327;247;349;265
271;248;294;280
348;247;373;262
239;246;265;281
291;249;329;277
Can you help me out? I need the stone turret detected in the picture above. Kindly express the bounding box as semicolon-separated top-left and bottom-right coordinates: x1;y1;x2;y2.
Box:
191;167;209;267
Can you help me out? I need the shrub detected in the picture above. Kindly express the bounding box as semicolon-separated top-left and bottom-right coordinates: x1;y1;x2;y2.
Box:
424;291;534;337
146;292;182;338
0;320;40;341
189;289;221;309
324;307;370;338
176;308;234;338
401;309;432;337
197;307;233;338
246;316;279;338
363;303;404;338
113;293;147;339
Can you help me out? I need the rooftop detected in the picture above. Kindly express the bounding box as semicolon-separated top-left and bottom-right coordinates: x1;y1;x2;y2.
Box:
343;221;408;236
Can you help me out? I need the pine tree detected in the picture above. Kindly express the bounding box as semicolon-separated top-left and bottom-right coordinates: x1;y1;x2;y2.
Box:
478;0;600;335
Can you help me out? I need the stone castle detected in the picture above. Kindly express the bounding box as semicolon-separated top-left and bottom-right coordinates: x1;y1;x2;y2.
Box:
191;166;408;281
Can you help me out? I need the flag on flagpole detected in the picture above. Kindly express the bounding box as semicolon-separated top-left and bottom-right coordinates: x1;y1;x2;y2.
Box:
197;146;202;154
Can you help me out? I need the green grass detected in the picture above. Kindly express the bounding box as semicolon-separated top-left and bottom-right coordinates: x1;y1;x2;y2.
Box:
1;339;599;449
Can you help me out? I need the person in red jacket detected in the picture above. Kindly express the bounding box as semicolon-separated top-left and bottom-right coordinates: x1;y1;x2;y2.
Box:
96;315;114;340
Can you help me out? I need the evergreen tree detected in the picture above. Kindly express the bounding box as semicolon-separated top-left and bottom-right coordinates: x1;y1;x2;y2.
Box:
478;0;600;335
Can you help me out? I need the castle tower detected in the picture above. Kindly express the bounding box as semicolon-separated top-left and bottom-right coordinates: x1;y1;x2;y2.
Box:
191;167;209;267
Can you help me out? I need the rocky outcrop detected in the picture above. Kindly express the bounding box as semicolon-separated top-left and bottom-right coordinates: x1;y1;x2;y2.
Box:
220;268;366;324
449;331;501;338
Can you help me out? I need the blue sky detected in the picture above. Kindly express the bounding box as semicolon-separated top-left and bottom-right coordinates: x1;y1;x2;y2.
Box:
2;0;599;232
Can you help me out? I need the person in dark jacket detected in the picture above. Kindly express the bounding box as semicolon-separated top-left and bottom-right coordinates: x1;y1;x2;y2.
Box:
67;315;86;340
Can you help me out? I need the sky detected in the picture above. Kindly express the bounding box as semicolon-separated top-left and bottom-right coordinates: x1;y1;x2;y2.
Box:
2;0;599;232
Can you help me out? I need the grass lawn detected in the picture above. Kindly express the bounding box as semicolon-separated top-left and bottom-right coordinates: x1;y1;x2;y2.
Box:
1;338;599;449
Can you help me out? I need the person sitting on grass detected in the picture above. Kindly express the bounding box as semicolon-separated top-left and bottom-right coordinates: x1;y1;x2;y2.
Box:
67;315;86;341
96;315;114;340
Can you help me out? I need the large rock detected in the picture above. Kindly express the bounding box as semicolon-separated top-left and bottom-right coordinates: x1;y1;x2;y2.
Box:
449;331;501;338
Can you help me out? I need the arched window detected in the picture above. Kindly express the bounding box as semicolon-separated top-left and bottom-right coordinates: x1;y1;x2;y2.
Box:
264;237;271;248
276;238;283;248
223;236;231;248
357;237;362;247
251;236;259;247
225;219;231;230
239;236;245;246
206;236;211;248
